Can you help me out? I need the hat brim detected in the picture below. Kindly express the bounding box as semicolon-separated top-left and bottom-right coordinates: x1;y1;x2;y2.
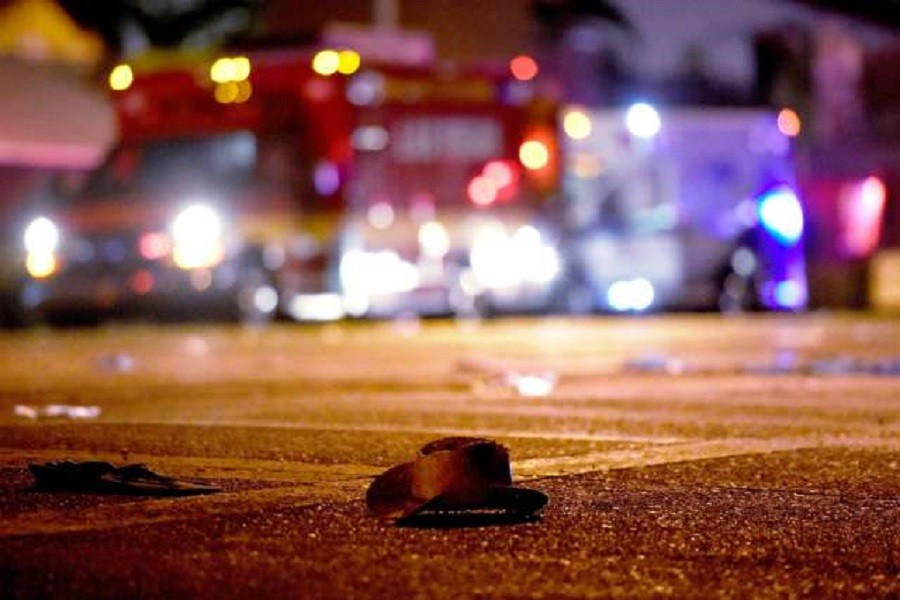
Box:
366;461;548;526
398;486;548;528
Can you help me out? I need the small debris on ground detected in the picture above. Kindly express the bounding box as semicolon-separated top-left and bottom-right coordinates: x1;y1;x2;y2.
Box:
95;352;135;373
506;371;557;397
14;404;101;420
622;353;687;375
458;356;558;397
470;369;558;397
743;349;801;375
621;352;900;377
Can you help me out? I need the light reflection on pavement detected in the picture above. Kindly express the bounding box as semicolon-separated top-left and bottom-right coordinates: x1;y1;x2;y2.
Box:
0;315;898;598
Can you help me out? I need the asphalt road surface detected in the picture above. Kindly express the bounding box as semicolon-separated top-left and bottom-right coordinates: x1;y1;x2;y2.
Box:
0;314;898;599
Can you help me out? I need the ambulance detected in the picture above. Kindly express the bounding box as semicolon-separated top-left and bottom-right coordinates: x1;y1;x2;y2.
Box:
560;104;808;313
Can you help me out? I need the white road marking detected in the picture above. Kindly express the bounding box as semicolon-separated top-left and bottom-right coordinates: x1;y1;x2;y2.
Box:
1;433;896;538
96;418;692;445
514;436;899;479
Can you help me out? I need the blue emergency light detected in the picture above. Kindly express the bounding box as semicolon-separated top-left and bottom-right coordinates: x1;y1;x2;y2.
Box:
757;186;804;246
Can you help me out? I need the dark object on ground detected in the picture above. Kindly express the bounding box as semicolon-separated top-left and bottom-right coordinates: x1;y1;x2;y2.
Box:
366;437;548;527
29;460;221;496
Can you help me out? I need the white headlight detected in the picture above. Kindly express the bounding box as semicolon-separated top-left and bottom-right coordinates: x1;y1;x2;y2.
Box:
607;278;655;312
513;224;541;247
625;103;661;138
171;204;224;270
340;249;419;296
470;223;560;289
418;221;450;259
172;204;221;241
471;223;518;289
24;217;59;254
24;216;60;278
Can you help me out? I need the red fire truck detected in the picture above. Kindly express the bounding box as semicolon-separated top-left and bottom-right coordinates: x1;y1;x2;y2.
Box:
19;48;564;323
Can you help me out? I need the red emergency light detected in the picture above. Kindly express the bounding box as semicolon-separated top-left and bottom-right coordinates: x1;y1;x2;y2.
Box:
468;159;521;207
840;176;887;257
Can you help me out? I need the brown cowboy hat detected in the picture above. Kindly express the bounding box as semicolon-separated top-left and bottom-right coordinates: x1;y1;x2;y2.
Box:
365;437;548;525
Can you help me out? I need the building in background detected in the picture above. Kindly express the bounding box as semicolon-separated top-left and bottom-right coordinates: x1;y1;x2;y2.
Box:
0;0;116;205
0;0;114;325
0;0;114;184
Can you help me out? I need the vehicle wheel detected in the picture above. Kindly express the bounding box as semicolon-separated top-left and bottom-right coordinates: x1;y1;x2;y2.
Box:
0;290;30;328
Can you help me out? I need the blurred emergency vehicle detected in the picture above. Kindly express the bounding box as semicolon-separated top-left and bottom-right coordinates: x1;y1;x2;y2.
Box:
560;104;808;313
19;48;564;323
337;62;563;318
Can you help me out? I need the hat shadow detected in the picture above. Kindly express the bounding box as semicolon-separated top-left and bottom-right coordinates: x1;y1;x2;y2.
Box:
397;510;544;529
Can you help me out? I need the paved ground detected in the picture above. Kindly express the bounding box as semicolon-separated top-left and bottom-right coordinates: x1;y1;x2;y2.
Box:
0;314;898;598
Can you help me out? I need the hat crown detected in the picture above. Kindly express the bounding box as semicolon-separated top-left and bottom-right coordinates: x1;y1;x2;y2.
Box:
411;438;512;504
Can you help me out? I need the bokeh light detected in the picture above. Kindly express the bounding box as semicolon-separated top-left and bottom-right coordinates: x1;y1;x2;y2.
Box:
234;80;253;103
214;81;239;103
841;176;886;257
468;175;498;206
210;58;235;83
777;108;801;137
109;64;133;91
314;161;341;196
758;186;804;246
139;232;170;260
214;81;252;104
313;50;340;76
418;221;451;258
337;50;361;75
509;55;539;81
211;57;251;83
367;201;395;229
232;56;251;80
25;252;56;279
483;160;514;188
519;140;550;170
625;103;661;138
563;109;592;140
